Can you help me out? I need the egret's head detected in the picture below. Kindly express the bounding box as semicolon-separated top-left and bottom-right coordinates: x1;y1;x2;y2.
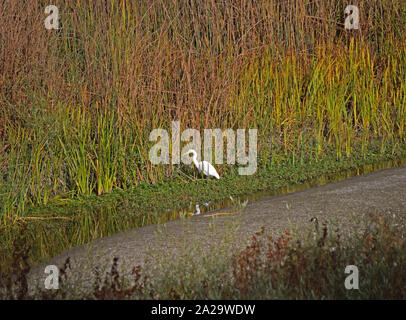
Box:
182;149;196;157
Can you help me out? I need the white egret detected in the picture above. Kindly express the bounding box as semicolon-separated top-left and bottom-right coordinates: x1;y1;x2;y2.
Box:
194;204;201;215
183;149;220;179
191;203;210;216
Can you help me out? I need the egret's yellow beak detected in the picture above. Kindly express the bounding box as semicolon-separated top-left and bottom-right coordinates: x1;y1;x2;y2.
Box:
182;151;189;156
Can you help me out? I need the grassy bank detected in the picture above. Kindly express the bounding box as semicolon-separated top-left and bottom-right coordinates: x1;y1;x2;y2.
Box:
1;143;405;271
0;1;405;270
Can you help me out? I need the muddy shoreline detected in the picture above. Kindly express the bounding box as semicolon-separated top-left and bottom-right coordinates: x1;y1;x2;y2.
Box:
27;165;406;297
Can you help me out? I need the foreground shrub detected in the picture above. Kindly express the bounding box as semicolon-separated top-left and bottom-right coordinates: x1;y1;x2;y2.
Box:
3;212;404;299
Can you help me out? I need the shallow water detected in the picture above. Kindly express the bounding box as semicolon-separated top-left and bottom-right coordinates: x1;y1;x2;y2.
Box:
28;160;406;297
185;157;406;216
25;156;406;261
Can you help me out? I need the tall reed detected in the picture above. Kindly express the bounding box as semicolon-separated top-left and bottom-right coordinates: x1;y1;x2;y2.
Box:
0;0;405;221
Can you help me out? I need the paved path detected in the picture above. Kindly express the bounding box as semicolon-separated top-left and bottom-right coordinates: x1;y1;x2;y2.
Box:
27;165;406;297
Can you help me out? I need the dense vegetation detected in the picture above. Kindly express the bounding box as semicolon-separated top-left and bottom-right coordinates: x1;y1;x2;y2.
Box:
0;1;405;270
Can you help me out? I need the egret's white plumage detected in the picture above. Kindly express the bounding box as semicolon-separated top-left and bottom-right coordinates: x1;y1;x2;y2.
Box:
183;149;220;179
194;204;201;215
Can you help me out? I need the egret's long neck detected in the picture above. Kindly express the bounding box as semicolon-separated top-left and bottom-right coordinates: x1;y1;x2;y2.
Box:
192;152;199;168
